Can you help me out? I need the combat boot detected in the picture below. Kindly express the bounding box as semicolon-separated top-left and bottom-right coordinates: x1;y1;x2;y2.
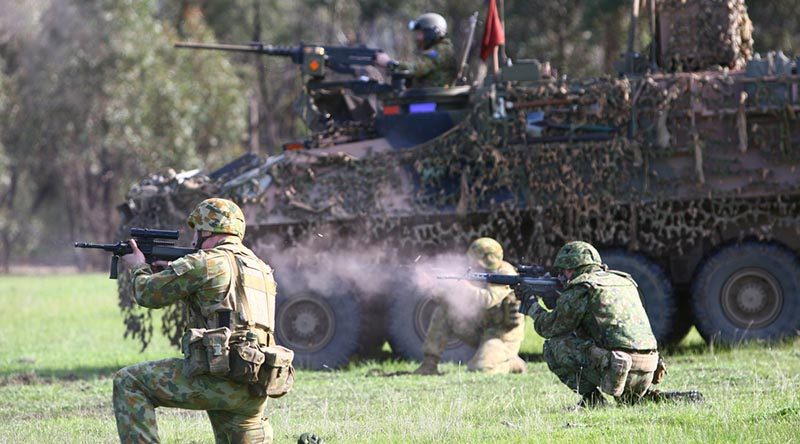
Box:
413;354;442;376
576;388;607;409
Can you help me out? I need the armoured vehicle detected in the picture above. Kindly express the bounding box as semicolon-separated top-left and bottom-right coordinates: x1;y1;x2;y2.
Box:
117;0;800;369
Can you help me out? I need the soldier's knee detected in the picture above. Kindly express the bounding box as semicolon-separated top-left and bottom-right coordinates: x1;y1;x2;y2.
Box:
112;368;132;393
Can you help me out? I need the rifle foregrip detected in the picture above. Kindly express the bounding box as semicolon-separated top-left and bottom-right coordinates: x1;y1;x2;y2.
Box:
110;255;119;280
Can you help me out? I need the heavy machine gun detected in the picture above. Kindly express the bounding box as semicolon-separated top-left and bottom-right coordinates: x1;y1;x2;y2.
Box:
175;41;402;94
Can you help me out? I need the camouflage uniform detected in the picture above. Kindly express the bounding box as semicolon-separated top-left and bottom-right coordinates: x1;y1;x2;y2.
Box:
114;199;278;443
420;238;526;374
527;241;659;404
394;38;457;88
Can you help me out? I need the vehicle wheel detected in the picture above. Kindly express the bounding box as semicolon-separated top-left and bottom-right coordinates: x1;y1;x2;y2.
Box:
691;241;800;345
601;250;685;346
275;284;360;370
387;285;475;363
356;296;389;358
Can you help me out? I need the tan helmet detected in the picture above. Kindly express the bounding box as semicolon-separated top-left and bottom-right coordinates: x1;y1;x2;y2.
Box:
187;198;246;239
467;237;504;271
553;241;602;271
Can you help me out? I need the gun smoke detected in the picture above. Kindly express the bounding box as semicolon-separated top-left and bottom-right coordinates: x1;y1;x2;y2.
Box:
255;241;489;322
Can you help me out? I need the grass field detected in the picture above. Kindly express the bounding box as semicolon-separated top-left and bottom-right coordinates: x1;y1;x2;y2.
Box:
1;274;799;443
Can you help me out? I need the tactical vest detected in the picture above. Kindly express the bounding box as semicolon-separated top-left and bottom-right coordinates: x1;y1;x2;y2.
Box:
567;269;658;351
189;242;277;346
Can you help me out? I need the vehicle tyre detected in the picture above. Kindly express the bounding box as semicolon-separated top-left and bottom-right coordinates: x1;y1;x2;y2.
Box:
601;250;685;346
275;283;361;370
387;284;475;363
691;241;800;345
356;296;390;358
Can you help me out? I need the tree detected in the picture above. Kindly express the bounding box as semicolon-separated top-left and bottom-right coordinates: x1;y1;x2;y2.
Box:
0;0;246;270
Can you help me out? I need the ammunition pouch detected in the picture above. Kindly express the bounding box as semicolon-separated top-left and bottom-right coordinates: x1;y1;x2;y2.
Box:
249;345;296;399
203;327;232;375
182;328;210;377
181;327;232;377
229;340;266;384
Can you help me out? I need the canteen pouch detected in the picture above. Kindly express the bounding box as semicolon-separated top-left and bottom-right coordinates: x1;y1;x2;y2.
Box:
202;327;232;376
229;340;266;384
181;328;209;377
250;345;295;398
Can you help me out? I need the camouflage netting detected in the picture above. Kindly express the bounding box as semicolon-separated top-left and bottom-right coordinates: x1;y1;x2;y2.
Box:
118;67;800;350
659;0;753;72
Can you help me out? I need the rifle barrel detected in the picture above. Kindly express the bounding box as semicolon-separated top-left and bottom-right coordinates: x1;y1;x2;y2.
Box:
74;242;119;250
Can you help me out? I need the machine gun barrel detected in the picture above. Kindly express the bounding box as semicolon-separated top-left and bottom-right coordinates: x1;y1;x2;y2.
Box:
175;42;295;57
175;40;383;79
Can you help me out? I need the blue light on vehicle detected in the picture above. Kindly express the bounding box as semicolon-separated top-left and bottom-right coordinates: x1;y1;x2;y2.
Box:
409;102;437;113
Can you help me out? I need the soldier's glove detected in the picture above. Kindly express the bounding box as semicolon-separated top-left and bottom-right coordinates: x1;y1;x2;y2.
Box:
514;283;539;314
298;433;325;444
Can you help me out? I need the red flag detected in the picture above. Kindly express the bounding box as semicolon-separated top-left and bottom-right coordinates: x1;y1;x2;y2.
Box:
480;0;505;61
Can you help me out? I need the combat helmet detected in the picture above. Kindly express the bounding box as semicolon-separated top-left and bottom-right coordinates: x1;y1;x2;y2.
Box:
553;241;602;271
468;237;504;271
187;198;246;239
408;13;448;48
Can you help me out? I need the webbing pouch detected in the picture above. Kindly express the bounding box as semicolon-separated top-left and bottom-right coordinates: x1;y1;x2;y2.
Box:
202;327;232;376
250;345;295;398
229;340;266;384
181;328;209;377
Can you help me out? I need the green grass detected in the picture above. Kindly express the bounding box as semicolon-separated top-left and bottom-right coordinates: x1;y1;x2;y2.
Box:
1;275;799;443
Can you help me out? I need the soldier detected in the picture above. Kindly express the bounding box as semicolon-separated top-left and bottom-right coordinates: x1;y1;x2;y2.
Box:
115;198;279;443
375;12;457;88
521;241;665;407
415;237;527;375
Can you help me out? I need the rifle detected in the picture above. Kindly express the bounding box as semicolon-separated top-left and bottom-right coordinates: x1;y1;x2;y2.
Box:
175;41;383;79
438;265;562;309
75;228;197;279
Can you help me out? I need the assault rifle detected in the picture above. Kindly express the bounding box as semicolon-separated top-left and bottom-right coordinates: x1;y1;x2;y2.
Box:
438;264;563;309
175;41;400;94
74;228;196;279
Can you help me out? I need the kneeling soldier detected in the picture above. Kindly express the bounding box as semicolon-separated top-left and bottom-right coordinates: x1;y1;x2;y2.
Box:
115;198;288;443
415;237;527;375
523;241;665;407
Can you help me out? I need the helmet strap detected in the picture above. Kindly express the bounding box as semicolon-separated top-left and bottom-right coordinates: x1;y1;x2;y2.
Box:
195;231;214;249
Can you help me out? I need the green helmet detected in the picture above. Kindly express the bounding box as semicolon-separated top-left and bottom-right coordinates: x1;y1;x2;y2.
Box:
408;13;448;47
187;198;246;239
553;241;602;271
468;237;504;271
